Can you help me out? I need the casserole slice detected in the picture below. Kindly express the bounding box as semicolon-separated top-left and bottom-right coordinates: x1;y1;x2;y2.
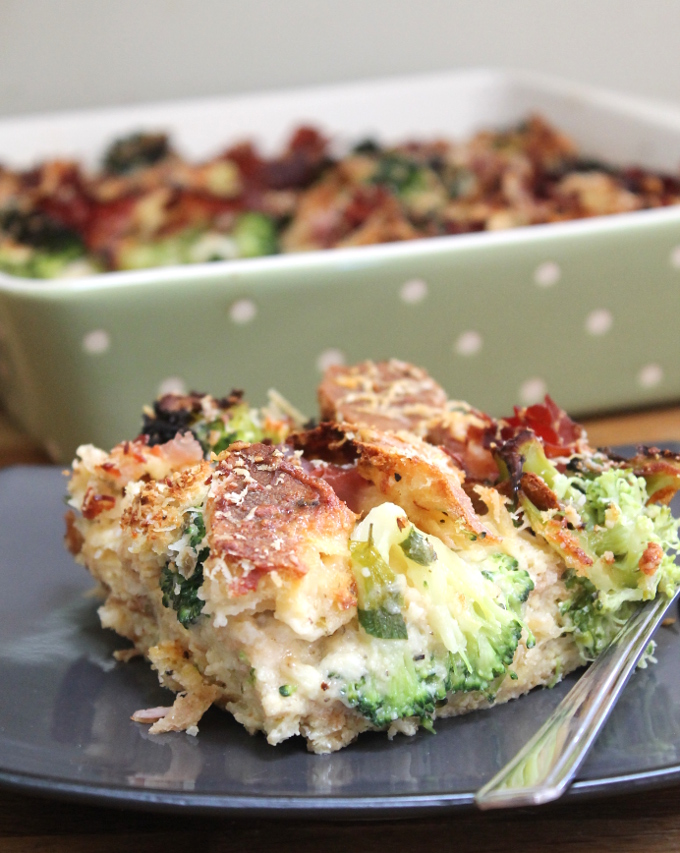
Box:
65;363;680;752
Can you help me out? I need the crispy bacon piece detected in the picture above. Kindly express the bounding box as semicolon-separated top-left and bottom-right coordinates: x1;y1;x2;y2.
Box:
337;187;419;247
305;461;373;515
491;429;535;500
83;195;137;261
81;487;116;519
131;706;172;724
639;541;664;577
221;141;266;187
426;416;499;482
264;126;330;190
146;641;221;735
207;443;357;595
29;161;94;233
93;432;204;486
220;126;330;195
502;396;588;458
342;184;393;229
293;422;358;466
520;472;560;512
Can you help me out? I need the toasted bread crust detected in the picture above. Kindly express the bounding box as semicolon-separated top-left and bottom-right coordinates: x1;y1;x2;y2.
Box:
318;359;448;434
207;443;357;595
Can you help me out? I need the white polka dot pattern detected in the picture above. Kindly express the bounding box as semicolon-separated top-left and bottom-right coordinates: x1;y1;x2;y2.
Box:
534;261;561;287
519;377;547;406
400;278;428;304
82;329;111;354
454;330;483;356
585;309;613;336
638;364;664;388
229;299;257;324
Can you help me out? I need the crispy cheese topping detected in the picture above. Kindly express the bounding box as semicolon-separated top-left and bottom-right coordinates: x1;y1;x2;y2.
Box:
207;443;357;594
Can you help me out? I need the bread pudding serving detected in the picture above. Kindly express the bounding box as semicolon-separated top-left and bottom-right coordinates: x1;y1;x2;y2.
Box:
65;361;680;753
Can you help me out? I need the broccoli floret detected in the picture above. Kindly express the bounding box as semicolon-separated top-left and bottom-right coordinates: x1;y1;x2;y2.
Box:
231;212;278;258
482;553;535;619
343;643;450;729
142;392;279;457
0;246;90;279
117;229;208;270
102;132;170;174
118;214;277;271
192;417;239;456
502;436;680;661
192;403;271;455
0;207;88;278
0;207;83;252
370;153;428;196
119;228;246;270
559;572;639;660
519;438;680;604
416;556;522;692
160;563;205;627
159;510;208;627
339;503;531;728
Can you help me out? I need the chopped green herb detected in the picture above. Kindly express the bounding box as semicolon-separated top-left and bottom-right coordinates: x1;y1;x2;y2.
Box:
400;527;437;566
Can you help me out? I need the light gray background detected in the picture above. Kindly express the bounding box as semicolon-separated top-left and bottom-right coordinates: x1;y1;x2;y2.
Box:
1;0;679;117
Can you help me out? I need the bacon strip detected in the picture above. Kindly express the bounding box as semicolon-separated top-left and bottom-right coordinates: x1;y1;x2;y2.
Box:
207;443;357;595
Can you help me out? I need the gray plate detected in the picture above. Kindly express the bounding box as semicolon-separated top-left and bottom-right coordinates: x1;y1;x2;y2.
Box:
1;453;679;818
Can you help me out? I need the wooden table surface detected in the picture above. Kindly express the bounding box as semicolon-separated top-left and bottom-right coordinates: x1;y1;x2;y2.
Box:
1;405;679;853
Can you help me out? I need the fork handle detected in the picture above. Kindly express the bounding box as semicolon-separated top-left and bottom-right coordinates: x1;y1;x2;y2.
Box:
475;590;679;810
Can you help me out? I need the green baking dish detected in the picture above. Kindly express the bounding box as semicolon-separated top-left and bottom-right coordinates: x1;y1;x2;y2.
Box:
0;69;679;460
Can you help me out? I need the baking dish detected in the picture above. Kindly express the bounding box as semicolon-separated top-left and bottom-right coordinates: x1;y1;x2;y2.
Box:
0;68;679;460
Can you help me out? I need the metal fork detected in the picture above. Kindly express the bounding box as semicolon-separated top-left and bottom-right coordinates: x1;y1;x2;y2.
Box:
475;588;680;810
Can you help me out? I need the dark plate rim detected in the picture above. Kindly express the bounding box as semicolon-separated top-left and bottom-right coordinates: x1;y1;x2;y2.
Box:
3;762;680;818
2;444;679;817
